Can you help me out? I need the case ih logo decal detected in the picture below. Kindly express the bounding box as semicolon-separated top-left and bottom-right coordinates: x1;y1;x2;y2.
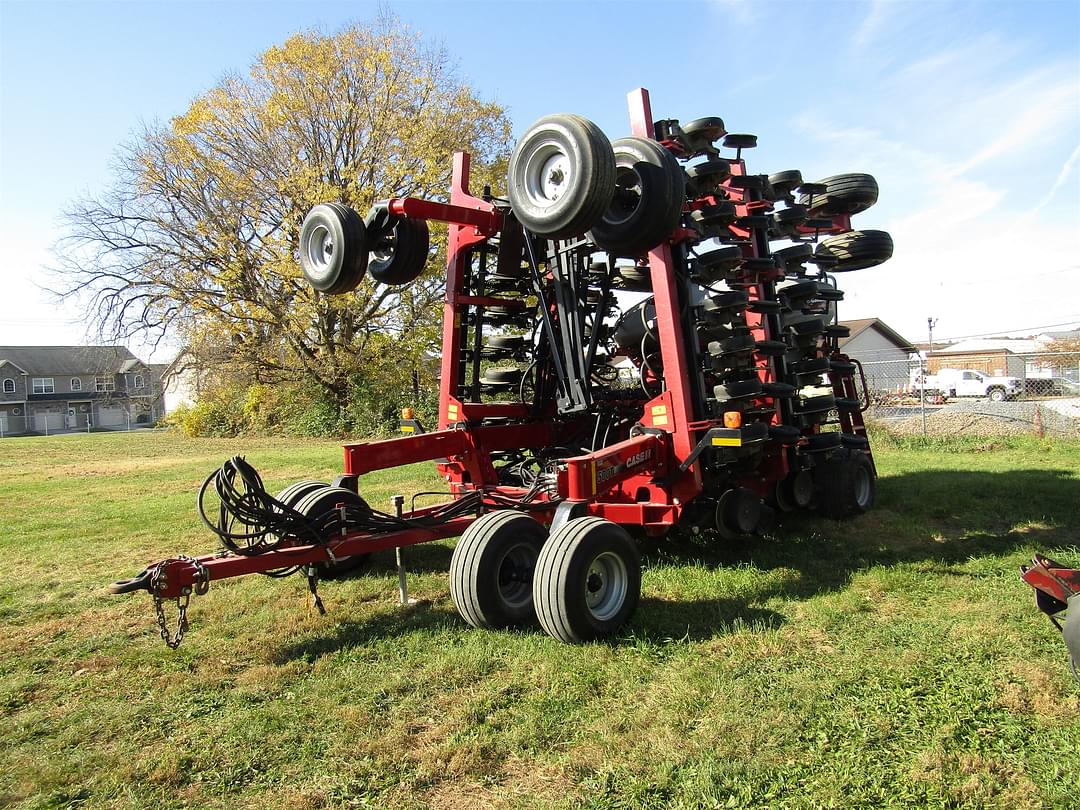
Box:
596;447;653;485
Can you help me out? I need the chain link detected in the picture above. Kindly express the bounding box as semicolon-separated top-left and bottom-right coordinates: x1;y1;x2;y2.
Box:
149;556;210;649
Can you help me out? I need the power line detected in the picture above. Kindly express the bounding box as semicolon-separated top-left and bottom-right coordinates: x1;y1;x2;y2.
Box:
934;319;1080;343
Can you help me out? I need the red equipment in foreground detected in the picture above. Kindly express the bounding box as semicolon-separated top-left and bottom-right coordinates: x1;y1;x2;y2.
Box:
1021;555;1080;678
111;88;894;647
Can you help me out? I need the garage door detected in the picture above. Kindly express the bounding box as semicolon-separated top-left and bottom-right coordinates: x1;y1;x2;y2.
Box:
97;407;126;427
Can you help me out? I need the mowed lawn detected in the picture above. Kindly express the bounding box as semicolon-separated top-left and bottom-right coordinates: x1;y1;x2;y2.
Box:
1;431;1078;809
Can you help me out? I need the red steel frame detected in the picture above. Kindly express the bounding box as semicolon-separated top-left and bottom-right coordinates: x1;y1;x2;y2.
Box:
115;88;874;600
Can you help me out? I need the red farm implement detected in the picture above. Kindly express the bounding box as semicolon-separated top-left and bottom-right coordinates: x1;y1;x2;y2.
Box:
112;87;897;648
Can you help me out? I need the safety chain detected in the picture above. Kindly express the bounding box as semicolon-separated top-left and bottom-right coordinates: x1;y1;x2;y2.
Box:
150;555;210;649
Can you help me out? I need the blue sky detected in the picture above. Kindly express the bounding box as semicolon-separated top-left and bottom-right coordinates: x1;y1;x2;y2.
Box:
1;0;1077;360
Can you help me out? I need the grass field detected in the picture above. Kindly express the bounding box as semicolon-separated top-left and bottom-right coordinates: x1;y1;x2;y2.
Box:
1;431;1079;809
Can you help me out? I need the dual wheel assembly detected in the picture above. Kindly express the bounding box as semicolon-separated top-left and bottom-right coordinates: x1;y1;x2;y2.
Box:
298;202;431;293
449;511;640;642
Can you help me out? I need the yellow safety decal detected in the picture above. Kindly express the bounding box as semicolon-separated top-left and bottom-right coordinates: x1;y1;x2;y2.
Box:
650;405;667;416
711;436;742;447
591;461;597;495
400;425;415;433
653;414;669;426
447;404;459;420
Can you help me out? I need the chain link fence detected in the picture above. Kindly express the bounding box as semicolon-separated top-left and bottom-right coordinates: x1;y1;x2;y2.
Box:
856;350;1080;438
0;405;162;438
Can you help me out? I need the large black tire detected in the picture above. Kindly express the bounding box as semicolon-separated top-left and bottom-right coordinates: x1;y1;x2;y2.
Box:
507;114;616;239
799;173;879;216
449;511;548;629
592;137;685;256
365;213;430;285
815;451;876;519
293;485;371;577
815;229;893;272
299;203;368;293
533;517;641;643
274;480;327;512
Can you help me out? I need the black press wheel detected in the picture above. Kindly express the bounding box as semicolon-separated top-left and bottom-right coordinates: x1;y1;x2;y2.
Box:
591;137;685;257
815;230;893;272
816;450;876;519
799;173;879;216
365;213;430;285
450;511;548;629
507;113;616;239
533;517;641;643
299;203;368;293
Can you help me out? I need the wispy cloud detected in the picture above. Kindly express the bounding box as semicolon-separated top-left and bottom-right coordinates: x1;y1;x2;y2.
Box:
707;0;758;24
1030;141;1080;214
854;0;896;50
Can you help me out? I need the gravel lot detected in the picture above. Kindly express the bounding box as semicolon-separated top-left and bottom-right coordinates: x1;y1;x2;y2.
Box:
884;397;1080;437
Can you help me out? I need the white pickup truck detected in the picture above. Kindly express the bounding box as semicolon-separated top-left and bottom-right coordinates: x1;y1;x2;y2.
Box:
910;368;1022;401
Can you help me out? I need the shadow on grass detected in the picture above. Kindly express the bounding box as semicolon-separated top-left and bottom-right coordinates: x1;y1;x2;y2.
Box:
275;601;461;662
631;596;786;641
280;467;1079;657
651;467;1079;600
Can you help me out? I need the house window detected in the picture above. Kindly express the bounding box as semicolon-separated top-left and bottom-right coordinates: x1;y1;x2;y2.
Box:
133;374;144;389
95;377;115;393
2;378;13;394
70;377;82;392
32;378;54;395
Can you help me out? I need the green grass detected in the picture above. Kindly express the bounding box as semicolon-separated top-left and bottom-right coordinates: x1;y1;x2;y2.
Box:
1;431;1079;809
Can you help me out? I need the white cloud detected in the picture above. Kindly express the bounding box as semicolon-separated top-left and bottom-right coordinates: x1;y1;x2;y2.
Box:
854;0;897;50
1030;141;1080;214
706;0;758;24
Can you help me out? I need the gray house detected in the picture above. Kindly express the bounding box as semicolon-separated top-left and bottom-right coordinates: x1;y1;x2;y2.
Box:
0;346;163;436
837;319;916;393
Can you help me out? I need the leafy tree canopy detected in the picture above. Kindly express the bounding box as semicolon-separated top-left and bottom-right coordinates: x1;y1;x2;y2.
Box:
58;15;511;407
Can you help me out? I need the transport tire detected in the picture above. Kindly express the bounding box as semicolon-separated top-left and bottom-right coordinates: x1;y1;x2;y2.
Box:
799;173;879;216
816;450;875;519
815;229;893;272
299;203;368;293
592;137;685;256
293;485;371;577
988;387;1006;402
450;511;547;629
533;517;640;643
365;213;430;285
507;114;616;239
274;480;328;512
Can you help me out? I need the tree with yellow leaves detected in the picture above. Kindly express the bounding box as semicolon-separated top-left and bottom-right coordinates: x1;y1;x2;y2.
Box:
57;15;510;413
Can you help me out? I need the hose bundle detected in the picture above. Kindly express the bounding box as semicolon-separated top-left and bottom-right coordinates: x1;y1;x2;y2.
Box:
197;456;484;566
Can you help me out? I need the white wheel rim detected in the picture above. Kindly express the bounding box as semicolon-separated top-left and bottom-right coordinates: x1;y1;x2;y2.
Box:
497;542;535;609
584;550;628;621
854;465;871;507
523;139;572;208
306;224;334;277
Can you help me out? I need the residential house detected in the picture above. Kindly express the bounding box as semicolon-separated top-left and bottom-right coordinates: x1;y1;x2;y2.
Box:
0;346;163;436
836;319;916;392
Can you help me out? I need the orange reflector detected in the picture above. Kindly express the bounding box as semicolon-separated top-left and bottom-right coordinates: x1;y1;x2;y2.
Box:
401;407;414;420
723;411;742;428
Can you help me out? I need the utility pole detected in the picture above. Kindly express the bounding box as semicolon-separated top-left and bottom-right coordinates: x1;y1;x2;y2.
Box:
927;317;938;358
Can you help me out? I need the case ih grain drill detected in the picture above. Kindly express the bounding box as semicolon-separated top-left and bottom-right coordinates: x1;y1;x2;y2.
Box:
111;89;896;648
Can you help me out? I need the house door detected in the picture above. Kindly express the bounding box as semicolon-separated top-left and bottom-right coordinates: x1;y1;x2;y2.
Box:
66;408;77;428
0;411;6;434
